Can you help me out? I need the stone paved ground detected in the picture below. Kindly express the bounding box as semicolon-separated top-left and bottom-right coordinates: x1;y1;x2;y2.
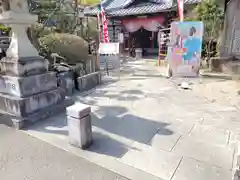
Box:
193;78;240;109
24;60;240;180
0;124;129;180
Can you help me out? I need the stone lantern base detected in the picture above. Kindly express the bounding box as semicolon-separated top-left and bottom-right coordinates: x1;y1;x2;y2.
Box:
0;97;66;129
0;0;67;129
0;55;66;129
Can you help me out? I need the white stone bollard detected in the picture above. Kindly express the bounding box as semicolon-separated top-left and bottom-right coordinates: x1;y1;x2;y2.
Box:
66;103;92;149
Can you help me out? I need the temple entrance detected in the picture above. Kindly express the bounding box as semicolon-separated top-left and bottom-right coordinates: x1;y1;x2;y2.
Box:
122;16;164;58
131;28;158;57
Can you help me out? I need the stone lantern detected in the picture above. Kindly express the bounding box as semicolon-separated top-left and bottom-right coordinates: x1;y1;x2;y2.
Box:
0;0;65;129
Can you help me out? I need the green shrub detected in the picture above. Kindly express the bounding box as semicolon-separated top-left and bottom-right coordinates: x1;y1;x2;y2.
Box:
27;23;55;49
0;24;10;35
38;33;90;65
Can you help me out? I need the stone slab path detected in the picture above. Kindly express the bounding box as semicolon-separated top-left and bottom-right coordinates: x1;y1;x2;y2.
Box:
24;60;240;180
0;124;129;180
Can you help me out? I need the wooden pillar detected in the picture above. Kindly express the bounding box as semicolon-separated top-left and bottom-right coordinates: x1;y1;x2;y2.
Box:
128;33;131;56
113;24;116;42
151;31;154;48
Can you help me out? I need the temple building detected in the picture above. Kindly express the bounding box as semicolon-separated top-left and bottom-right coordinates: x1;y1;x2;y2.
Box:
85;0;201;57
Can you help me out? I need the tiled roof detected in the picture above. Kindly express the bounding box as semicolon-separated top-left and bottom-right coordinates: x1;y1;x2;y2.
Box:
106;0;136;10
84;0;201;16
108;2;173;16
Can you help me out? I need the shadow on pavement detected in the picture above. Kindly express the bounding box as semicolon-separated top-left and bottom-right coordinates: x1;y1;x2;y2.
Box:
25;104;173;158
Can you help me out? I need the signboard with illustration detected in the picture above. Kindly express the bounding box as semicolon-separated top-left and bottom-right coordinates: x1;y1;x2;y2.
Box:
168;21;204;77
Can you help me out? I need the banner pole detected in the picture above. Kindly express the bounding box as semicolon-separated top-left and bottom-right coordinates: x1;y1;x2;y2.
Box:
157;29;161;66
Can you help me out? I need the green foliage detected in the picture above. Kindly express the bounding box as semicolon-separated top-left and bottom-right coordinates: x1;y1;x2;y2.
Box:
31;0;77;33
82;17;99;43
36;0;57;11
191;0;224;41
80;0;100;5
0;24;10;32
38;33;90;64
54;11;76;33
187;0;224;57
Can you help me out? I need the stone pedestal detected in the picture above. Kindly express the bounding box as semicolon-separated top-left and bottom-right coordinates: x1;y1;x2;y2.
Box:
135;48;142;59
67;103;92;149
0;0;65;129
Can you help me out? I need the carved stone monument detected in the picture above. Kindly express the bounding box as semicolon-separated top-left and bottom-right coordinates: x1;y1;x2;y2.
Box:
0;0;65;129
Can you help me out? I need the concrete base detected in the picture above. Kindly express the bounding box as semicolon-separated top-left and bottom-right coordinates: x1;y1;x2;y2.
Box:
0;100;67;129
0;88;65;117
209;56;234;73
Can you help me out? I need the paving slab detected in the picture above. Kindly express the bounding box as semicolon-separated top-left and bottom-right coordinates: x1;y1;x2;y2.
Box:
132;97;175;120
172;137;234;169
92;113;160;144
171;158;232;180
162;119;195;135
148;129;181;151
189;124;230;147
229;132;240;149
120;142;182;180
216;109;240;122
202;117;240;133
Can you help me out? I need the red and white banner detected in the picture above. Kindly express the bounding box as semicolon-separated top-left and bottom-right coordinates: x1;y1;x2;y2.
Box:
101;5;110;43
177;0;184;21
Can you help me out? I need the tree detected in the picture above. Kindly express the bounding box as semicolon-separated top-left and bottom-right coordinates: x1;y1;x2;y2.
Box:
187;0;224;58
29;0;79;33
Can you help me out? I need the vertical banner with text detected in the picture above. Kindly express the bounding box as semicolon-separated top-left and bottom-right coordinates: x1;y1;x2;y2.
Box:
100;4;110;43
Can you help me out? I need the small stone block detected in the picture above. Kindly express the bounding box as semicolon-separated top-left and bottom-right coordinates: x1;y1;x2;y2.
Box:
68;115;92;149
66;103;91;119
77;71;102;92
